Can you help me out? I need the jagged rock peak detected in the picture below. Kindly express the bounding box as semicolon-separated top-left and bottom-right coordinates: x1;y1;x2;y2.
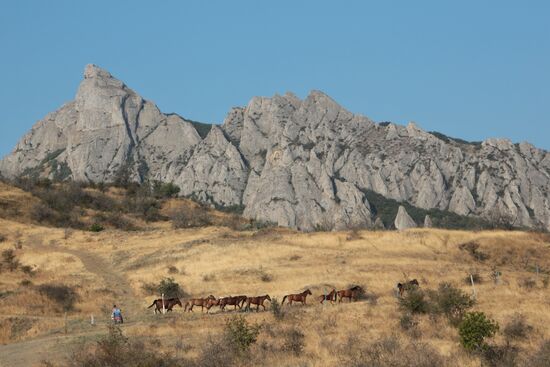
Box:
83;64;113;79
395;206;417;230
2;65;550;232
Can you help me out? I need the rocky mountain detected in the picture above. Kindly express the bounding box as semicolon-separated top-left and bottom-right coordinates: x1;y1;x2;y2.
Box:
2;65;550;231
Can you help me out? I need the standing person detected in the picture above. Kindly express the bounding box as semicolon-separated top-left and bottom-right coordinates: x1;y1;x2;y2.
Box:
111;304;123;324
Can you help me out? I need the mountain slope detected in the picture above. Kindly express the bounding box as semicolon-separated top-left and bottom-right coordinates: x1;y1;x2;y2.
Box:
1;65;549;231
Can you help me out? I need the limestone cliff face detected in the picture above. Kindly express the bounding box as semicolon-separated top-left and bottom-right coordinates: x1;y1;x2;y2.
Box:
0;65;202;184
2;65;550;231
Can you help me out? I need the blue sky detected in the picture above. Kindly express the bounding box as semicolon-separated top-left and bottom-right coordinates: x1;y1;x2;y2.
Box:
1;1;549;157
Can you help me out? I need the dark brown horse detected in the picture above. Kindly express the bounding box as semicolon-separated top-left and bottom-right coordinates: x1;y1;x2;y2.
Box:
318;289;337;304
220;295;247;311
397;279;419;297
184;295;215;312
147;298;182;314
282;289;312;306
245;295;271;312
336;286;364;303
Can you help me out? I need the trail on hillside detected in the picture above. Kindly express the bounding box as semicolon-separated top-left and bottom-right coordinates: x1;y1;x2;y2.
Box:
0;245;145;367
60;246;143;319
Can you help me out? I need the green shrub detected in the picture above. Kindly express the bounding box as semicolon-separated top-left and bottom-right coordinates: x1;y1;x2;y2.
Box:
429;283;474;325
172;207;212;228
196;336;236;367
89;223;105;232
19;279;33;287
1;249;20;271
31;202;80;228
527;340;550;367
68;325;188;367
458;312;499;352
343;335;450;367
399;288;430;314
481;344;519;367
282;328;305;356
399;313;418;331
20;265;35;276
224;316;261;354
519;277;537;290
158;277;185;298
202;273;215;282
459;241;489;262
259;270;273;283
124;196;162;222
93;212;138;231
152;181;180;199
37;283;79;312
270;298;284;321
465;272;482;285
503;313;532;341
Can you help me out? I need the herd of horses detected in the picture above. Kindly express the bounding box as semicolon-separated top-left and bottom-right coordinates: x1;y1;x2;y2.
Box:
146;280;420;315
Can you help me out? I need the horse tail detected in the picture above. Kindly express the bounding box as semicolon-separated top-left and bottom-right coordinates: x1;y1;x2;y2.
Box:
147;300;157;309
282;295;288;305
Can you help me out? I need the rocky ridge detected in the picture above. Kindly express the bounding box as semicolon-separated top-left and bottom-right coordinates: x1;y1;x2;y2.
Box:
2;65;549;231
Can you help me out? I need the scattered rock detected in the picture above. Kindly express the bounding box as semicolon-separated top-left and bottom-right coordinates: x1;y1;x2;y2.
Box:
395;206;417;230
374;217;386;230
424;215;433;228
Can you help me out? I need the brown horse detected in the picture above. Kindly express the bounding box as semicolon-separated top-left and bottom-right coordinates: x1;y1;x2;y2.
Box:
184;295;215;312
336;286;364;303
205;297;221;313
282;289;312;306
397;279;419;297
147;298;182;314
220;295;247;311
245;295;271;312
318;289;337;304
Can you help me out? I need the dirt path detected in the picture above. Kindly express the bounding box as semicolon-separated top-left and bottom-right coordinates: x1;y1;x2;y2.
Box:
0;245;144;367
60;246;143;319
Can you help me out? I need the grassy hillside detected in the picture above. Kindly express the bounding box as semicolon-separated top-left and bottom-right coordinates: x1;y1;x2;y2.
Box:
0;182;549;366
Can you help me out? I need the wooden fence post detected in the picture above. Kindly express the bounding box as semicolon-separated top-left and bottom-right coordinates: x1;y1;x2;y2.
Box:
91;314;95;326
162;293;166;314
470;274;477;300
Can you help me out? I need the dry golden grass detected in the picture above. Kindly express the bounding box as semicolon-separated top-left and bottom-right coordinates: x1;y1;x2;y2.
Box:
0;184;549;366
